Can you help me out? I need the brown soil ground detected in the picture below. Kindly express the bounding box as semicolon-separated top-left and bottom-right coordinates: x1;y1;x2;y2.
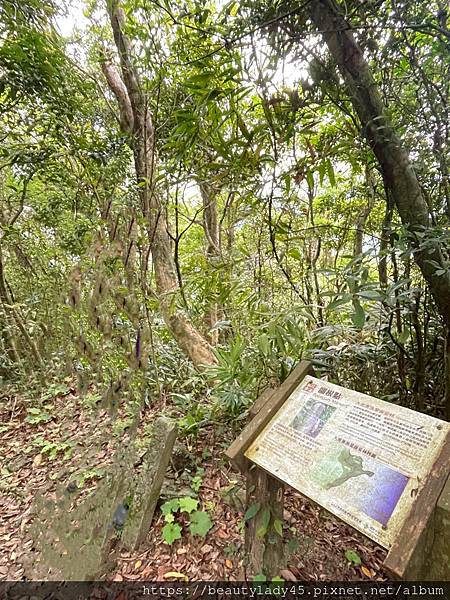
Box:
0;385;386;582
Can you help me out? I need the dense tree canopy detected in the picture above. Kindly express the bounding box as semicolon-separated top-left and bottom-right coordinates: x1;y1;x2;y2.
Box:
1;0;449;420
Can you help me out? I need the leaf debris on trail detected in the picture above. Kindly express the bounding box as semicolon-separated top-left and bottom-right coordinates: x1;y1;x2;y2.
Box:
1;385;386;582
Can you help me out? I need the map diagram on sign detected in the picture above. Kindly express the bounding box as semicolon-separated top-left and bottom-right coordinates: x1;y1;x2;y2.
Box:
245;376;450;548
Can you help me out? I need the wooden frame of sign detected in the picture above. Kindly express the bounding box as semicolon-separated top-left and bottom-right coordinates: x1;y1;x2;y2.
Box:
226;360;450;580
226;360;313;578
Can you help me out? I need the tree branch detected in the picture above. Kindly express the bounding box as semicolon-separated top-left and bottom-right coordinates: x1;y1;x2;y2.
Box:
100;59;134;135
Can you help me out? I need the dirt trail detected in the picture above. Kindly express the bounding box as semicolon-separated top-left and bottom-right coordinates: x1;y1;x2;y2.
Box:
0;387;386;581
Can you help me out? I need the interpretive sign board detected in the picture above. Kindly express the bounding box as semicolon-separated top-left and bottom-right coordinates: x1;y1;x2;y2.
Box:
245;375;450;549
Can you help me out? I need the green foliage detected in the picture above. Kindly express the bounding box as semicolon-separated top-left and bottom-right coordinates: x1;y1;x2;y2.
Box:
25;407;53;424
162;523;182;545
178;496;199;514
273;518;283;537
350;300;365;330
345;549;362;566
176;402;209;437
190;468;204;493
188;510;213;537
112;417;134;437
256;507;271;538
73;468;103;488
42;383;70;399
161;498;181;516
33;437;73;460
244;502;261;521
160;496;213;544
1;0;449;514
286;538;300;555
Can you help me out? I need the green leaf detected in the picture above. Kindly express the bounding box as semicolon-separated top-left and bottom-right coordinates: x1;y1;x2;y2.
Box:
327;294;352;311
345;549;361;565
161;499;180;516
162;523;182;545
258;334;270;356
318;160;326;185
273;518;283;536
284;173;291;195
326;158;336;187
244;502;261;521
228;2;239;17
286;538;300;555
179;496;199;514
288;248;302;261
356;290;383;300
397;329;409;345
351;300;365;330
189;511;213;538
257;507;271;538
164;513;175;524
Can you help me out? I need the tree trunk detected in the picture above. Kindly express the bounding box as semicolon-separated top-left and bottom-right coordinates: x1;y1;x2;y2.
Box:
306;180;324;326
378;196;393;289
354;166;376;258
199;181;221;345
102;0;216;368
411;291;425;412
308;0;450;327
445;327;450;420
0;248;44;369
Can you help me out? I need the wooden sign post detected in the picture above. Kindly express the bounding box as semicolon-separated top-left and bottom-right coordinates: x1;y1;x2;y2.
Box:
226;360;313;578
226;361;450;580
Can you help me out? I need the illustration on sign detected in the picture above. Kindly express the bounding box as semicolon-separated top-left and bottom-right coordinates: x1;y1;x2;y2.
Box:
245;376;450;548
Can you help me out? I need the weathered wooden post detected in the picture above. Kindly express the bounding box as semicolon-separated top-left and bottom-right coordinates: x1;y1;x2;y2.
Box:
226;360;313;579
383;441;450;580
429;475;450;579
244;462;285;578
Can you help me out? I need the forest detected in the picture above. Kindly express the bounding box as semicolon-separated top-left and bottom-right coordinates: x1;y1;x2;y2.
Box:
1;0;450;586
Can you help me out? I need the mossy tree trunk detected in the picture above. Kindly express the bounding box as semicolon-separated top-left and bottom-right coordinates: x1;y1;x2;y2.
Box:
308;0;450;328
308;0;450;417
102;0;216;369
